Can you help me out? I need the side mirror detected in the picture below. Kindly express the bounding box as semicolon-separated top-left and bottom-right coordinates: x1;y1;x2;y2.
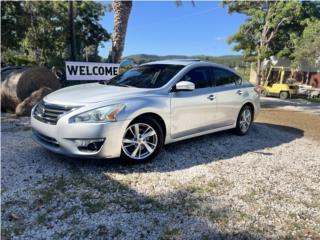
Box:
175;81;195;91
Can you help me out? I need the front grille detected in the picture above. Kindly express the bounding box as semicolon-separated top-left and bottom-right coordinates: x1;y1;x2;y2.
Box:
33;101;75;125
33;130;59;147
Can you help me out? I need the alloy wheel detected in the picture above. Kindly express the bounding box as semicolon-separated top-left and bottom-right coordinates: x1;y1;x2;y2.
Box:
122;123;158;160
239;108;252;133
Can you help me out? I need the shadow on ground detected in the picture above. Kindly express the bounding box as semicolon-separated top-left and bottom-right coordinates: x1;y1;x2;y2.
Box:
1;122;305;239
62;122;304;173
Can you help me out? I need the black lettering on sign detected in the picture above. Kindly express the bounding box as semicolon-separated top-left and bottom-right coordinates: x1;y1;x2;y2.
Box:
114;67;119;75
98;67;104;75
92;66;98;75
79;66;85;75
67;65;78;75
105;67;113;75
86;66;92;75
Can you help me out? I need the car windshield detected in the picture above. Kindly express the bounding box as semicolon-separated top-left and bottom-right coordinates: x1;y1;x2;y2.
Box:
103;64;184;88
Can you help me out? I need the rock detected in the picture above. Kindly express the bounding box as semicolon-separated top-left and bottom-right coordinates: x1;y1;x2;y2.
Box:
1;67;60;112
15;87;53;116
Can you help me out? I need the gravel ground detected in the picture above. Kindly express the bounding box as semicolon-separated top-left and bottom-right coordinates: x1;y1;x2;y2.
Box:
1;107;320;239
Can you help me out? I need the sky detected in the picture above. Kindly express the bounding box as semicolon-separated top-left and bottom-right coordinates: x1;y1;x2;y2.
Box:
99;1;246;57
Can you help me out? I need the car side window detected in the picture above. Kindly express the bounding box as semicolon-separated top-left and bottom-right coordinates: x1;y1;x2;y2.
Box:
180;67;212;89
213;68;242;87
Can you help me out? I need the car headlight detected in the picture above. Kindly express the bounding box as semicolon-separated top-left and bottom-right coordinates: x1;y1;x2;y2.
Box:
70;104;125;123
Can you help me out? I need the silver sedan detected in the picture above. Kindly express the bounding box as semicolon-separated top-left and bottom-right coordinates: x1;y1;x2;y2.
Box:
31;60;260;163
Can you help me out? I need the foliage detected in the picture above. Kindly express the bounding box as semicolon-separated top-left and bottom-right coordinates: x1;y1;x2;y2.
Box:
223;0;320;82
1;1;110;68
224;1;303;60
1;2;27;52
293;19;320;68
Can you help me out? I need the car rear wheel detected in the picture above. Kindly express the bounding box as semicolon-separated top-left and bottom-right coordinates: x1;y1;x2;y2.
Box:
279;91;289;99
121;117;164;163
235;105;253;135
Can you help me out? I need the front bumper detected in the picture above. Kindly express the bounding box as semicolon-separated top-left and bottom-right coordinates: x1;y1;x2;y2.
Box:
31;114;130;159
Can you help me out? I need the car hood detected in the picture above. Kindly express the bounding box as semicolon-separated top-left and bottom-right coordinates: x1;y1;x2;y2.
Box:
44;83;150;105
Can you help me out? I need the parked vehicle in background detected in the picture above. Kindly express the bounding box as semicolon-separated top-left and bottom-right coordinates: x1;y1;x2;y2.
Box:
261;66;299;99
31;60;260;163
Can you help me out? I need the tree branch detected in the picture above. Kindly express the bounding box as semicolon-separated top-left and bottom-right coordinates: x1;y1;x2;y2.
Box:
267;17;288;43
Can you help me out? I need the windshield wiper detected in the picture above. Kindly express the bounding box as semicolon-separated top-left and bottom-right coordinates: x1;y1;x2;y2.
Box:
115;83;131;87
99;80;108;85
100;81;131;87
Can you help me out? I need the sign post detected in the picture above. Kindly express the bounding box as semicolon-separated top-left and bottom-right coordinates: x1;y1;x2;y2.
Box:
65;61;119;81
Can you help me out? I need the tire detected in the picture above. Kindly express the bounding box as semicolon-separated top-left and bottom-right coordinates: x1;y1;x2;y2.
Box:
279;91;289;100
120;117;164;163
260;89;267;97
234;105;253;136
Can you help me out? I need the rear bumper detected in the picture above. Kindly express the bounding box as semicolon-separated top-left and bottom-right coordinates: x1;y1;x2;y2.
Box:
31;114;130;159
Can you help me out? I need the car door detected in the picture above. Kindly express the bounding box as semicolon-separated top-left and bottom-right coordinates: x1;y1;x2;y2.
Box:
170;67;217;138
212;67;246;126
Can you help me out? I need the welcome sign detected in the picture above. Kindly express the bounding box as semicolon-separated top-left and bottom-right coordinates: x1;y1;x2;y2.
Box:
65;61;119;81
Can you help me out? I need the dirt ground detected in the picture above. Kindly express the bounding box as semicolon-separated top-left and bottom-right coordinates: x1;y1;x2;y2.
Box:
257;109;320;141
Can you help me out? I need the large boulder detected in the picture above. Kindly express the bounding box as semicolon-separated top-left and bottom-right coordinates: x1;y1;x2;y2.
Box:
1;67;60;113
15;87;53;116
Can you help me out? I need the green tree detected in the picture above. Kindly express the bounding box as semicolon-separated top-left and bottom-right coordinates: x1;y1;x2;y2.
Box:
1;1;110;67
1;1;26;51
74;1;110;62
223;0;303;84
293;19;320;69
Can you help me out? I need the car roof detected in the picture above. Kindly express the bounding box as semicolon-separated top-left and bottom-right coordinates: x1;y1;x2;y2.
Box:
142;59;230;68
141;59;239;75
142;59;196;66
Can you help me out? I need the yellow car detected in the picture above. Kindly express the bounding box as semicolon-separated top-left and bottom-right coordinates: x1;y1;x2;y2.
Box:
261;67;299;99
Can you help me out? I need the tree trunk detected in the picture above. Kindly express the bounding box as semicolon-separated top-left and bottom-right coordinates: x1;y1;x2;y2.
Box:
69;1;77;61
108;0;132;63
256;49;262;85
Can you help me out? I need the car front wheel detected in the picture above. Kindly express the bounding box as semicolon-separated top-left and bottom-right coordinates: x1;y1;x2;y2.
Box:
279;91;289;99
121;117;163;163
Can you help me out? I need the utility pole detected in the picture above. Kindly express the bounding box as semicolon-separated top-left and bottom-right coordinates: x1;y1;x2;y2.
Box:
69;1;76;61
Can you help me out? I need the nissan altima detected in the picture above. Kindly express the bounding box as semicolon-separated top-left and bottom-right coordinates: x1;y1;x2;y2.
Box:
31;60;260;163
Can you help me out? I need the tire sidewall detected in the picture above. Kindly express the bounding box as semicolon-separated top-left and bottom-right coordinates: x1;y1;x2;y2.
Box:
279;91;289;99
235;105;253;135
121;117;164;163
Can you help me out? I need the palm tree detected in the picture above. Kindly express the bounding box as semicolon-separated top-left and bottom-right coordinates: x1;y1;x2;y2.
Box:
107;0;193;64
108;0;132;63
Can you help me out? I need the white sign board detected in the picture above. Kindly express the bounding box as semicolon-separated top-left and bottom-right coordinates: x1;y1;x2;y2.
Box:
65;61;119;81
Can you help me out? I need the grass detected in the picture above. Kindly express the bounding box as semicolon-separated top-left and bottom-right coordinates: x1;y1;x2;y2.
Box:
36;176;67;204
97;225;109;237
36;212;51;225
83;200;106;214
58;206;80;220
160;226;180;240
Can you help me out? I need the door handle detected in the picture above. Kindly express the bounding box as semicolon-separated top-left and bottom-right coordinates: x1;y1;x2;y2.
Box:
207;94;216;101
236;90;243;95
